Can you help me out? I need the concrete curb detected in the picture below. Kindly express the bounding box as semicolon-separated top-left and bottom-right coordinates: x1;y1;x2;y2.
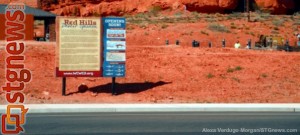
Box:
0;104;300;113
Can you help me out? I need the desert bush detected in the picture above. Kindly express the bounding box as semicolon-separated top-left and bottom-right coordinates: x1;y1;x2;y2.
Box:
228;12;242;19
127;25;135;30
226;16;232;20
261;73;268;78
293;12;300;16
260;13;271;19
207;73;215;79
235;66;243;71
174;11;182;17
230;25;237;29
192;12;200;19
135;13;147;18
149;6;162;16
130;18;143;24
252;12;267;22
232;77;240;83
208;23;230;33
227;68;234;73
161;24;169;29
272;19;284;26
293;20;300;26
205;18;217;23
227;66;243;73
201;30;209;36
273;27;279;31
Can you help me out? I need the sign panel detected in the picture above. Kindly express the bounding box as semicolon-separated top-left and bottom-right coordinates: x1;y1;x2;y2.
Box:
103;18;126;77
56;17;102;77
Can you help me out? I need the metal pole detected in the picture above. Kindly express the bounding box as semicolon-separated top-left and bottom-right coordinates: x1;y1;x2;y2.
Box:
222;39;226;48
247;0;250;22
112;77;117;95
62;77;66;96
176;40;179;45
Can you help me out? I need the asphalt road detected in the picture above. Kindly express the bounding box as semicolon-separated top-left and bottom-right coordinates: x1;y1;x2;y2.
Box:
16;112;300;135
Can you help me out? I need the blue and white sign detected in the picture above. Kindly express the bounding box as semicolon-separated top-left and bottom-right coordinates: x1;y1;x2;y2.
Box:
107;41;126;50
103;17;126;77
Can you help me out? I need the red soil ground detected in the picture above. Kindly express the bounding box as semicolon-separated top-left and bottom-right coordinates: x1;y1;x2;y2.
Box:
0;41;299;104
0;14;300;104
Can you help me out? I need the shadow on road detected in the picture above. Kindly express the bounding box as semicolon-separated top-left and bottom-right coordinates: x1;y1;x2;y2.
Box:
67;81;171;95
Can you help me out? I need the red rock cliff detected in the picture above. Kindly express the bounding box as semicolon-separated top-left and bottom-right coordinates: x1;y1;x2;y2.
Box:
41;0;241;16
1;0;298;15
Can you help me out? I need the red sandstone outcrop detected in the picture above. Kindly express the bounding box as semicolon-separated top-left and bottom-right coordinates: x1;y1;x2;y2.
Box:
255;0;295;14
0;0;298;15
180;0;238;13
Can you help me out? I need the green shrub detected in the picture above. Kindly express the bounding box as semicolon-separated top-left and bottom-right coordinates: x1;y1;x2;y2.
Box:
227;66;243;73
227;68;234;73
261;73;268;78
174;11;182;17
272;19;284;26
207;73;215;79
232;77;240;83
192;12;200;19
208;23;230;33
235;66;243;71
228;12;242;19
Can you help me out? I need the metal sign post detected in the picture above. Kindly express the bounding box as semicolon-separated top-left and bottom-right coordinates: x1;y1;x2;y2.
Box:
112;77;117;95
62;77;66;96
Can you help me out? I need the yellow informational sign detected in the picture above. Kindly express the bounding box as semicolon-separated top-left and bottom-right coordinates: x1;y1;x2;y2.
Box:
56;17;102;77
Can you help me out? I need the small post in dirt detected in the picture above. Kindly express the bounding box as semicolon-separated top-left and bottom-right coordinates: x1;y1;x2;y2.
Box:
246;0;250;22
62;77;66;96
248;39;252;49
222;39;226;48
176;40;180;45
112;77;117;95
